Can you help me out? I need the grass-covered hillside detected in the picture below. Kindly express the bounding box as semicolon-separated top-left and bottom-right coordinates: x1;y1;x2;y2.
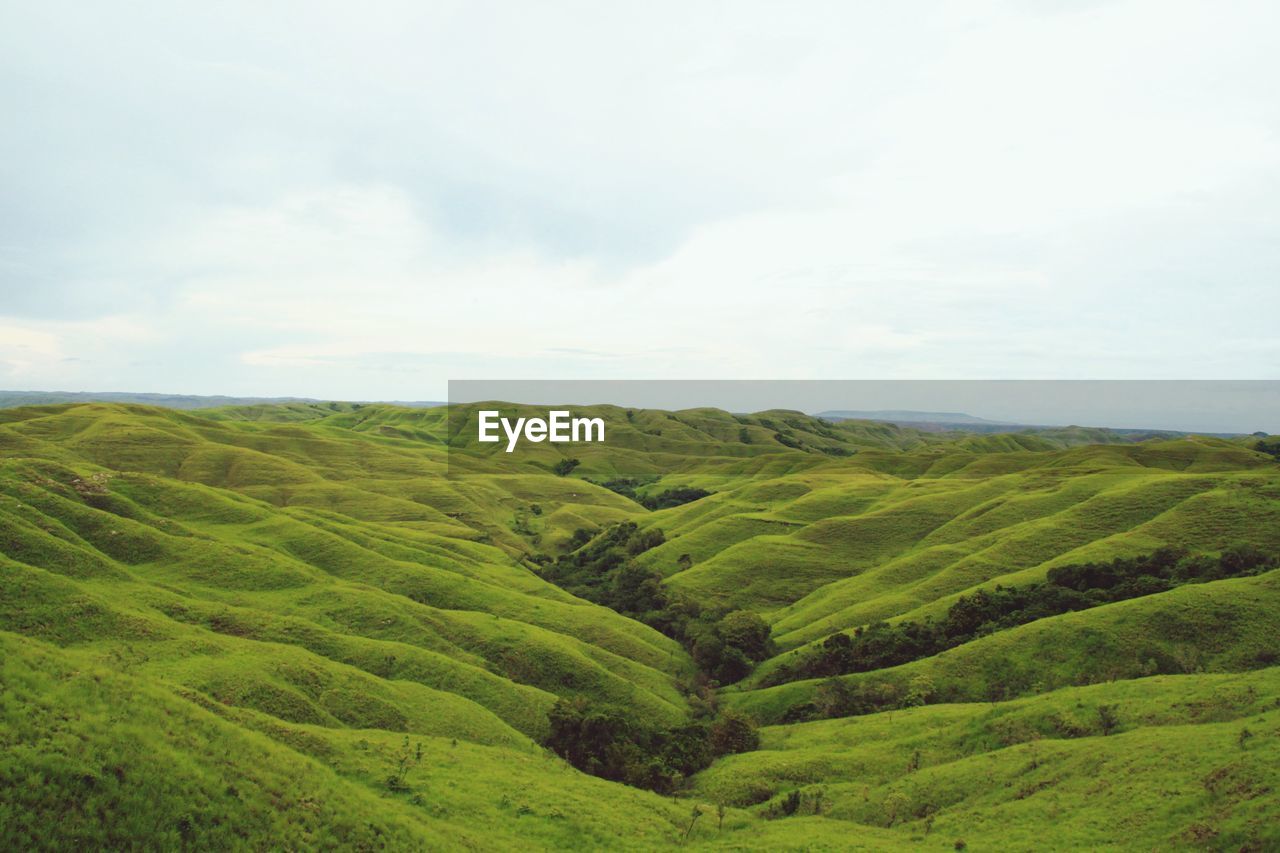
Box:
2;402;1277;850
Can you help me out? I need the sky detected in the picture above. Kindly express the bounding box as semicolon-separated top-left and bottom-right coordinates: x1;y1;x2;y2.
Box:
2;0;1278;404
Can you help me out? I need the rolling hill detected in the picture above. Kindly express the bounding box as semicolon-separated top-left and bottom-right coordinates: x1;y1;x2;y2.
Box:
2;401;1277;850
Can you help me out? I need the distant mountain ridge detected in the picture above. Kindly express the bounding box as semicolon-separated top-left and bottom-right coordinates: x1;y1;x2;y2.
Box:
816;408;1244;438
0;390;444;410
0;393;1249;437
817;409;1015;426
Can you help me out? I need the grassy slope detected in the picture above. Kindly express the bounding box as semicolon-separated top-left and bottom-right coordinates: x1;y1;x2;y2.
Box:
658;442;1279;621
2;402;1278;849
0;631;709;850
0;405;691;725
694;670;1280;850
727;569;1280;723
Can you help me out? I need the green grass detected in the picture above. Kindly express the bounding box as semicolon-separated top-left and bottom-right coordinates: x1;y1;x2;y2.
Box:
0;631;710;850
693;670;1280;849
2;402;1278;849
730;569;1280;722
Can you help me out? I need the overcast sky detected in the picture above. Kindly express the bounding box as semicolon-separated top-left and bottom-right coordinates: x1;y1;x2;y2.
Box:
2;0;1278;402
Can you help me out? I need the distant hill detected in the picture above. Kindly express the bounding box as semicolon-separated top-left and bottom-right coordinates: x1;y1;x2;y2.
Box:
816;408;1240;438
1;396;1246;438
0;390;444;410
817;408;1022;432
817;409;1013;426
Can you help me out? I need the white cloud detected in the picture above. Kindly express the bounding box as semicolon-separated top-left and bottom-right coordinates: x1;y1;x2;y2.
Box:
0;325;62;377
0;316;162;383
1;0;1278;397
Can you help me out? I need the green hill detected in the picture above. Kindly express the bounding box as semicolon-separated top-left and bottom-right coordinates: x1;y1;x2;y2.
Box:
2;402;1277;850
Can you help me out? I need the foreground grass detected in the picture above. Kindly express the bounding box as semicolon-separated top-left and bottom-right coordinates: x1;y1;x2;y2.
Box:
694;670;1280;850
4;630;819;850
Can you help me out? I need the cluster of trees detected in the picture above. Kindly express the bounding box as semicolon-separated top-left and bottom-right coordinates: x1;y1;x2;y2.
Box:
590;478;714;510
552;458;580;476
1252;438;1279;460
1044;545;1274;594
544;522;775;684
788;674;935;723
544;522;668;613
545;699;758;793
752;415;852;455
767;546;1277;689
772;429;851;456
538;521;783;791
591;477;649;501
540;523;770;791
773;432;803;449
689;610;773;684
639;486;714;510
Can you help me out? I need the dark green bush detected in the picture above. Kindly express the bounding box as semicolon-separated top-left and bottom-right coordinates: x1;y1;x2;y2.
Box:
552;458;580;476
544;699;757;794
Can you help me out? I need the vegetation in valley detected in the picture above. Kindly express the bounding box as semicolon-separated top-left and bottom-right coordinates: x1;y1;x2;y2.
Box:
1254;437;1280;460
544;521;775;687
544;699;758;794
537;521;770;790
764;545;1279;696
591;478;715;511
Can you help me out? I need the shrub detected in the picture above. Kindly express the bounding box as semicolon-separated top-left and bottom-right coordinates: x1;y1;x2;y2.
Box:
639;487;713;510
708;710;759;756
882;792;909;826
682;805;703;841
906;674;936;707
1096;704;1120;736
544;698;756;794
386;736;423;792
1253;438;1280;460
773;432;802;449
690;611;774;685
552;458;580;476
717;611;774;662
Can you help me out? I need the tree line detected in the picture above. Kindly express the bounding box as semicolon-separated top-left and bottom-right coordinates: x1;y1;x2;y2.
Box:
588;477;715;510
766;545;1278;692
